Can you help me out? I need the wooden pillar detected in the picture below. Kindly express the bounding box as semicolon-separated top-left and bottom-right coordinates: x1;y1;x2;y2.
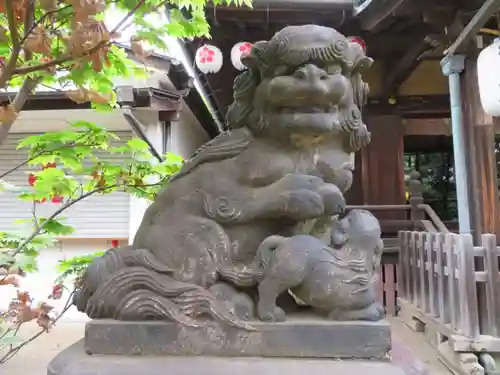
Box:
359;115;406;219
345;151;364;205
461;57;500;243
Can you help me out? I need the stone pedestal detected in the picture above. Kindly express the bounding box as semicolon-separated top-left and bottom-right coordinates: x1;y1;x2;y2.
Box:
84;317;391;358
48;340;405;375
48;317;406;375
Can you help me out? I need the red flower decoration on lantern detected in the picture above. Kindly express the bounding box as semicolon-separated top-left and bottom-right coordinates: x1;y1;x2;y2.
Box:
231;42;253;71
347;36;366;53
195;44;223;74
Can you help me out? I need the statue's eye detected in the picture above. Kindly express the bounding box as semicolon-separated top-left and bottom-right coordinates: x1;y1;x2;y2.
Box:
273;65;290;76
326;65;342;75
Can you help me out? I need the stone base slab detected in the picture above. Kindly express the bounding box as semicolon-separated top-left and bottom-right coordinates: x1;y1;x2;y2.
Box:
84;317;391;359
48;340;405;375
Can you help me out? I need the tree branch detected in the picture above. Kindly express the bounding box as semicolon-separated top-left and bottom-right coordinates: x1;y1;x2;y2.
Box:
0;131;92;179
0;0;23;87
1;0;148;143
12;42;107;75
0;77;41;147
112;0;149;34
19;5;72;47
22;0;36;61
0;291;76;364
12;0;148;76
10;187;113;257
10;179;164;257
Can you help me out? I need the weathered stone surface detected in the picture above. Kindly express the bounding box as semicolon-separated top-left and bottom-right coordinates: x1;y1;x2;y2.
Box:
84;317;391;359
49;340;405;375
74;24;379;330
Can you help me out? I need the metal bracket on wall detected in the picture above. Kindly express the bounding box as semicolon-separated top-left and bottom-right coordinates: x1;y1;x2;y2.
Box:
116;85;164;163
122;107;164;163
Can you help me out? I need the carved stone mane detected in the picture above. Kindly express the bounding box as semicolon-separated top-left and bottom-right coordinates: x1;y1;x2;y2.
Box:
226;25;373;153
74;24;381;330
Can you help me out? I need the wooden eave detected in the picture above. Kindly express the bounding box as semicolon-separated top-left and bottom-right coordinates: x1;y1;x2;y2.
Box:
182;0;493;121
0;44;220;138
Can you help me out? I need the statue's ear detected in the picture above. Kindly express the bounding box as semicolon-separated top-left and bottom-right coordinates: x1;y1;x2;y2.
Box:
241;51;259;70
241;41;273;74
352;56;374;74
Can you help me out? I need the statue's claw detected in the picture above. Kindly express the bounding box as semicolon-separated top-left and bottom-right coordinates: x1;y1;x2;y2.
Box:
317;184;346;215
278;189;324;220
258;306;286;322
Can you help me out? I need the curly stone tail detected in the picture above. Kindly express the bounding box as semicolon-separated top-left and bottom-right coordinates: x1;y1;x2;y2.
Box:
74;247;253;330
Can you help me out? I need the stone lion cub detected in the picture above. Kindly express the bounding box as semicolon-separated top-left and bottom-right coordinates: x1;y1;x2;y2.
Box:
255;209;384;322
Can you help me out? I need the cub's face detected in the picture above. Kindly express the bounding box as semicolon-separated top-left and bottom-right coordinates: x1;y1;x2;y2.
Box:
330;215;350;249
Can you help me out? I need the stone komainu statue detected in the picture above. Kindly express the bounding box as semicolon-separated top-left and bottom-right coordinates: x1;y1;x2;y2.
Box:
74;24;381;328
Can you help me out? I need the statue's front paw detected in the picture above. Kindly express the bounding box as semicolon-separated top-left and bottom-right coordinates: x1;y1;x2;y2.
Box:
279;189;324;220
317;184;346;215
278;173;324;191
374;302;386;319
258;306;286;322
329;302;385;321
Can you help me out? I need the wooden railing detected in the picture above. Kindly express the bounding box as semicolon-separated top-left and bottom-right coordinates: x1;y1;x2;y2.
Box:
343;171;450;316
347;171;448;237
398;231;500;353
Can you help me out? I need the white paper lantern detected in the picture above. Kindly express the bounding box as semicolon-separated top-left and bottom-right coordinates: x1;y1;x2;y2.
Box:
347;36;366;53
195;44;223;74
477;38;500;116
231;42;252;71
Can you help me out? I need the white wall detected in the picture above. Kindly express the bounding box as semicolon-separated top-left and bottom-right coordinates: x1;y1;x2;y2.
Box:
168;101;210;158
113;70;169;89
127;102;210;243
35;241;109;321
10;109;131;133
1;240;120;322
127;109;165;244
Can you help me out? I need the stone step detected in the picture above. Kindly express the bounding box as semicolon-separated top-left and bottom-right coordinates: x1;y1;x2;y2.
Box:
48;340;405;375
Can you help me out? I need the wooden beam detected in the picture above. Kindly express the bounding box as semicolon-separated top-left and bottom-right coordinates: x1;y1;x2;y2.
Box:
366;95;450;116
0;90;151;111
358;0;412;31
207;7;347;26
445;0;500;56
404;118;500;135
206;20;445;61
403;118;452;136
383;36;435;94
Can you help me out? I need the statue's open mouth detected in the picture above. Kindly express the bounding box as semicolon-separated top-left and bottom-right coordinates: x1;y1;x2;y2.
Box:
270;110;340;134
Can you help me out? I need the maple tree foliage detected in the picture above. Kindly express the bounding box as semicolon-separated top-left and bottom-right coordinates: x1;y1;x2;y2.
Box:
0;0;252;141
0;123;184;363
